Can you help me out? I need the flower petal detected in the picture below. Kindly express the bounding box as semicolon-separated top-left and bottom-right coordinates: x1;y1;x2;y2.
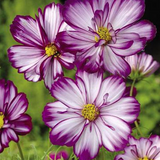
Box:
109;0;145;30
51;77;85;109
0;79;6;112
4;81;17;107
76;71;102;104
95;76;125;107
74;123;102;160
1;128;19;148
102;46;131;77
49;116;85;146
10;15;44;46
118;20;156;41
110;38;146;57
40;3;65;42
42;58;63;90
63;0;94;30
43;101;73;128
58;51;75;69
10;114;32;135
8;45;46;81
6;93;28;121
100;97;140;123
96;116;131;151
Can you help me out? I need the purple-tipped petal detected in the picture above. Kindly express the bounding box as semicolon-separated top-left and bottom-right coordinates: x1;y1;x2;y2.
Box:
95;76;126;106
100;97;140;123
40;3;65;42
6;93;28;121
10;15;44;46
42;58;63;90
63;0;94;30
1;128;19;147
109;0;145;30
50;116;85;147
96;116;131;152
51;78;85;109
10;114;32;135
74;123;102;160
118;20;157;41
102;46;131;77
76;71;103;104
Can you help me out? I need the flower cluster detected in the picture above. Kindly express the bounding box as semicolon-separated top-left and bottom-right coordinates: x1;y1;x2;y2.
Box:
1;0;159;159
115;135;160;160
0;79;32;153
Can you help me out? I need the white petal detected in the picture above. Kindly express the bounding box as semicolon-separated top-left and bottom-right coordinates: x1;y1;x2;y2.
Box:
74;123;102;160
95;76;126;106
51;77;85;109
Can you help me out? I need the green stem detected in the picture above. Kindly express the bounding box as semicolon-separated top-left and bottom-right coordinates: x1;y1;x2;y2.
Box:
134;120;144;137
129;78;136;97
130;79;144;137
17;142;24;160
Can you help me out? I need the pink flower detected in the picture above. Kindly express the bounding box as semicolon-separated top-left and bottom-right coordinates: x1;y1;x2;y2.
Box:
57;0;156;77
43;71;140;160
8;2;75;89
125;52;159;80
49;150;68;160
115;135;160;160
0;79;32;153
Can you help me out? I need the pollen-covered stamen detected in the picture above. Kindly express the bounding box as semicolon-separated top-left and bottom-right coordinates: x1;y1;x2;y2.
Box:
45;44;60;57
138;156;153;160
0;112;4;129
95;27;111;44
82;104;99;121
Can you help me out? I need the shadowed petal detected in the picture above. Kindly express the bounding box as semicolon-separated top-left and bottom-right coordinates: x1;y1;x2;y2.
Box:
0;79;6;112
102;46;131;77
42;58;63;89
6;93;28;121
10;114;32;135
1;128;19;147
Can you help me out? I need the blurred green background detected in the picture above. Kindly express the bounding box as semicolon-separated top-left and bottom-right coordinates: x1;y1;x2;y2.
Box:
0;0;160;159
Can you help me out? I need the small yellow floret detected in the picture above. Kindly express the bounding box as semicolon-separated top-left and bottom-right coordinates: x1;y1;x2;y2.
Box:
0;112;4;129
82;104;99;121
95;27;111;44
138;156;153;160
45;44;60;57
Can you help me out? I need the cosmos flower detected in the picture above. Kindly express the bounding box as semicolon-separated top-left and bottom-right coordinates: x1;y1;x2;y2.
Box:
49;150;68;160
125;52;159;80
0;79;32;153
57;0;156;77
115;135;160;160
8;2;75;89
42;71;140;160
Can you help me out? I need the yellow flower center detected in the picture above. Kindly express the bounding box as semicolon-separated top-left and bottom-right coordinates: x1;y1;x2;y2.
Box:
138;156;153;160
0;112;4;129
95;27;111;44
45;44;60;57
82;104;99;121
